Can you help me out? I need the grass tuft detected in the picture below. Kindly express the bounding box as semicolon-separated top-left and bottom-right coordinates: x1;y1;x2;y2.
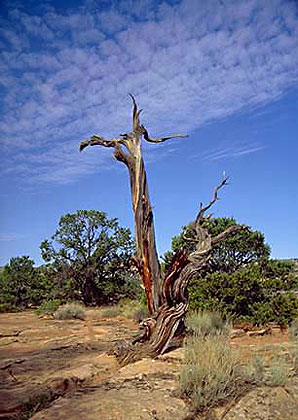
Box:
101;306;122;318
186;310;231;338
180;335;242;410
267;357;290;386
54;302;85;320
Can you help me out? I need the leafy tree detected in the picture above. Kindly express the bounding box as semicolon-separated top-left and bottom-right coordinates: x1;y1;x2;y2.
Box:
40;210;136;305
0;256;41;309
164;218;297;326
163;217;270;274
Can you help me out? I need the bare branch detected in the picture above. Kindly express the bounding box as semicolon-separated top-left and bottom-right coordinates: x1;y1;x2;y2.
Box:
211;224;246;246
79;135;119;152
196;172;228;224
129;93;143;133
143;126;188;143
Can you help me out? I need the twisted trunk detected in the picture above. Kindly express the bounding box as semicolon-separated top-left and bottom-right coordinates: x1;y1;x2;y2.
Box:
80;95;244;365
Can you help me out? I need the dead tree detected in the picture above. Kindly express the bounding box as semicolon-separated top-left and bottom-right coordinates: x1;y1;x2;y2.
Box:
80;95;244;364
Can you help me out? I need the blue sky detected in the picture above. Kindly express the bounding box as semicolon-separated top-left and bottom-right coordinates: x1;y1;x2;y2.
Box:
0;0;297;266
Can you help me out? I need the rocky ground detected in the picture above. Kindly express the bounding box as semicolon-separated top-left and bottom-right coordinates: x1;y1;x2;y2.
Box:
0;309;297;420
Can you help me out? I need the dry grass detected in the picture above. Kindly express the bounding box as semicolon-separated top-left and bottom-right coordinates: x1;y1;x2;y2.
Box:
54;302;85;320
101;306;122;318
101;299;148;321
180;335;243;410
180;312;294;412
186;310;231;338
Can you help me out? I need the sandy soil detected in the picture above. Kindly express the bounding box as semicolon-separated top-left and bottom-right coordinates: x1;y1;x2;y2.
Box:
0;309;297;420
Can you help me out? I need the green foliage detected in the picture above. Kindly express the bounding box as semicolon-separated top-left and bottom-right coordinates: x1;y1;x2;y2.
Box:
186;310;230;338
35;299;61;316
118;298;147;319
0;256;54;310
0;303;20;313
165;217;298;325
189;263;298;325
54;302;85;320
163;217;270;273
40;210;138;306
164;217;297;326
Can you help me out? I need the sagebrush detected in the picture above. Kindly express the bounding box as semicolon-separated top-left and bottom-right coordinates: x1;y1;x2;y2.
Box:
180;335;243;410
54;302;85;320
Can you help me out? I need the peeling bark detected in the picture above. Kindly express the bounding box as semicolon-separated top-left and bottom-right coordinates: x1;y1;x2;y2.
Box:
80;95;245;364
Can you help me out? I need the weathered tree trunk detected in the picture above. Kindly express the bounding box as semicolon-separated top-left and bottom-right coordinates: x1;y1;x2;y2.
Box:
80;95;244;365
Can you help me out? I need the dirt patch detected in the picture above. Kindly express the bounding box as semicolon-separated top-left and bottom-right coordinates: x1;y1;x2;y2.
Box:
0;310;297;420
0;309;135;419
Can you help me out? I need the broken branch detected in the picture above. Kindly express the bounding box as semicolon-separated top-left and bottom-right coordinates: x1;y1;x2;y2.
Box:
143;127;188;143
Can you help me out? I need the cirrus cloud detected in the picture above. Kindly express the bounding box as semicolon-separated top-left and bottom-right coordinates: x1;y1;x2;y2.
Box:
0;0;297;183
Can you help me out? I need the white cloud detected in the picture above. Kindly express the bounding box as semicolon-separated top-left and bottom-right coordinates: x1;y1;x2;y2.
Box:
199;143;265;161
0;233;26;241
0;0;297;184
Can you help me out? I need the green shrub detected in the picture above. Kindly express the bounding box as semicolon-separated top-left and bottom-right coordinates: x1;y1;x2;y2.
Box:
54;302;85;320
0;302;20;313
186;310;231;338
189;264;298;326
180;335;242;410
251;355;266;383
35;299;61;316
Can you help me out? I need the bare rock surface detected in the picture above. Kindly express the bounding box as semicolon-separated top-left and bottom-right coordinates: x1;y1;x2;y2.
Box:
213;384;298;420
0;309;134;419
31;352;188;420
1;310;297;420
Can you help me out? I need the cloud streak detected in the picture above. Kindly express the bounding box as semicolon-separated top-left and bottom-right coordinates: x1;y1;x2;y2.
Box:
200;143;265;161
0;0;297;183
0;233;26;241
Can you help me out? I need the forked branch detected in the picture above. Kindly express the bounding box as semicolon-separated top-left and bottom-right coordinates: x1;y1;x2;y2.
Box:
196;172;228;225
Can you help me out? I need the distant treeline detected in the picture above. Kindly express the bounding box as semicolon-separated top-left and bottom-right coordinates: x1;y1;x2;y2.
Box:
0;211;297;326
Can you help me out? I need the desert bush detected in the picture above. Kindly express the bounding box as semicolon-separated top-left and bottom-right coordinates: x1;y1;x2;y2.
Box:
250;355;266;383
54;302;85;320
244;353;292;387
242;355;265;384
186;310;230;338
267;357;290;386
180;335;243;410
35;299;61;316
